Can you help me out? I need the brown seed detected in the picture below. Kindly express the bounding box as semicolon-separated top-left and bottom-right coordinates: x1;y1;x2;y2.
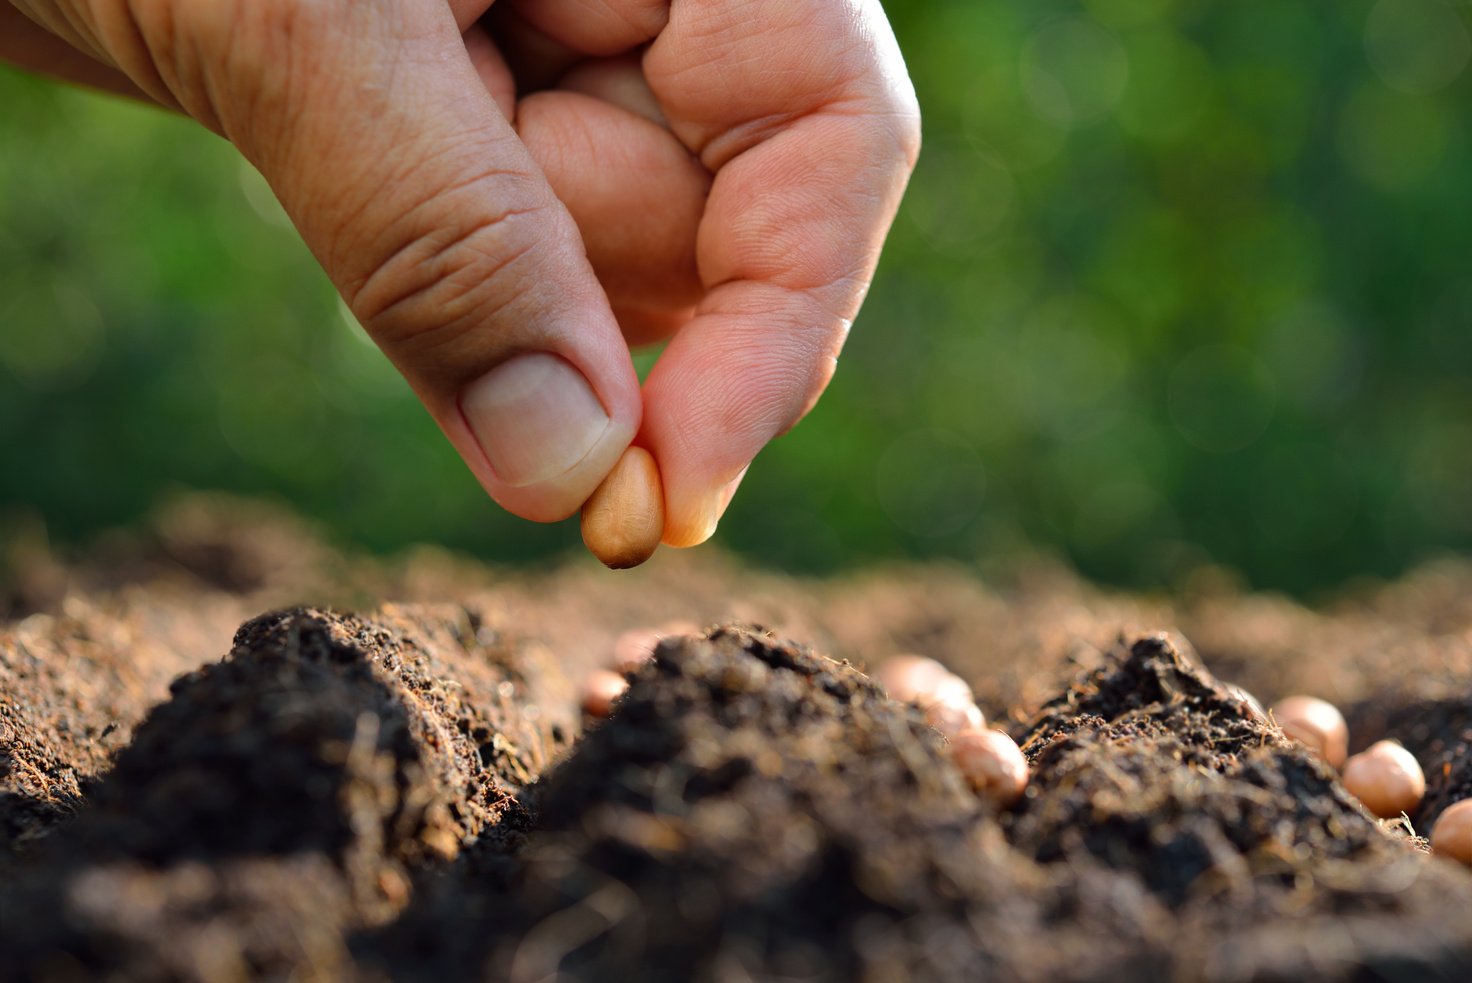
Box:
872;654;951;705
1270;695;1349;768
1341;740;1425;819
927;672;975;708
950;728;1029;806
1431;799;1472;865
924;695;985;738
377;867;410;907
611;627;664;672
581;446;665;569
610;621;700;672
581;669;628;718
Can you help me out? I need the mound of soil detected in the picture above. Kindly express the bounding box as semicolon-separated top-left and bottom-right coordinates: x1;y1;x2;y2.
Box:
6;497;1472;980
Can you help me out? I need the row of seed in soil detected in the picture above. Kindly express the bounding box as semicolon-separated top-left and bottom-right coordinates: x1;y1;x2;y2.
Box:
579;623;1472;865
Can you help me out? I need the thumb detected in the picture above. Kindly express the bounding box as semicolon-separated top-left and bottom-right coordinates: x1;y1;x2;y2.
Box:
120;0;640;522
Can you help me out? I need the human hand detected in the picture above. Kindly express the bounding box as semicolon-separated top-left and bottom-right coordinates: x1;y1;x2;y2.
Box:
4;0;919;549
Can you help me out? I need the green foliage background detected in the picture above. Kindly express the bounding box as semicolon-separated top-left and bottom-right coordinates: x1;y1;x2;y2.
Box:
3;0;1471;592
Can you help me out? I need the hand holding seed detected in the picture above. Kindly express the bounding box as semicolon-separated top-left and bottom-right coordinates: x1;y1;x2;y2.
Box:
2;0;917;541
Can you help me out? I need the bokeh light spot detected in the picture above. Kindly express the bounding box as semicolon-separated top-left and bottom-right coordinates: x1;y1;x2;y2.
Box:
1261;303;1364;414
1116;31;1213;144
1404;418;1472;531
1168;345;1278;453
962;77;1070;171
216;355;330;476
876;430;986;539
0;275;105;392
1250;442;1359;551
237;159;294;228
1084;0;1175;28
1338;82;1450;191
1072;479;1175;550
1015;295;1131;438
904;144;1015;253
1364;0;1470;94
1020;17;1130;126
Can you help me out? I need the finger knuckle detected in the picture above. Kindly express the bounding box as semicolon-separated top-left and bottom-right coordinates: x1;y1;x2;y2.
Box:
347;198;546;353
114;0;323;128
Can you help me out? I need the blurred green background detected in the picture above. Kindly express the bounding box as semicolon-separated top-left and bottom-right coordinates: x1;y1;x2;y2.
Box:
2;0;1470;594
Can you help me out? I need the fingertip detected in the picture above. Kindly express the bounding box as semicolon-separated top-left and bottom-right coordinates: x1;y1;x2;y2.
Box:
660;511;716;550
660;464;749;548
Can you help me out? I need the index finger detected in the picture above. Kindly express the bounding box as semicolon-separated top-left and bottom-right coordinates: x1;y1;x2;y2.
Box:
639;0;920;546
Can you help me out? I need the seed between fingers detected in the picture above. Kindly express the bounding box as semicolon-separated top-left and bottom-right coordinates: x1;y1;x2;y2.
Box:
581;446;665;569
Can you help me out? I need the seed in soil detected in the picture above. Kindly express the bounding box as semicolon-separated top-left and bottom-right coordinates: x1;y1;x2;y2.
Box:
950;727;1029;806
581;446;665;569
1342;740;1425;819
1432;800;1472;865
581;668;628;718
874;655;983;736
926;671;975;708
610;621;699;672
1270;695;1349;768
924;693;985;738
872;654;951;704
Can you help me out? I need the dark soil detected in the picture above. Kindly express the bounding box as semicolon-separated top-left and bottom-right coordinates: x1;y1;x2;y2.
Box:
6;496;1472;981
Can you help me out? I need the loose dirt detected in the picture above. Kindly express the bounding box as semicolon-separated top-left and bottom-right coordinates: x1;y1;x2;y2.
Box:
5;496;1472;981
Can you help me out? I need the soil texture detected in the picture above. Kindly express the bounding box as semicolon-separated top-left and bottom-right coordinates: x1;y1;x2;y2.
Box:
5;496;1472;981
